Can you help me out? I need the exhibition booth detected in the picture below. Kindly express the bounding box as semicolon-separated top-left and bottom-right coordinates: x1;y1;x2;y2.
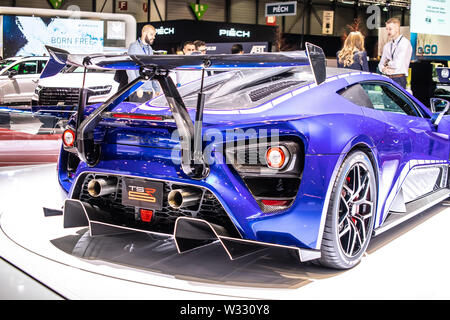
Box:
138;19;277;54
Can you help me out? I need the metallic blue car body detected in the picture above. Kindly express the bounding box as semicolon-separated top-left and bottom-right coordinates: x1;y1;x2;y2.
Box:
57;67;450;258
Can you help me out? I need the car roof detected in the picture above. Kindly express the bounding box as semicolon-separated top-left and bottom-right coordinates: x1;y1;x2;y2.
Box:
0;56;49;74
2;57;21;61
17;56;49;60
4;56;49;61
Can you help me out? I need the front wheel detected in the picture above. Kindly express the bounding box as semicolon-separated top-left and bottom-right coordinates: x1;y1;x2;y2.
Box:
318;151;377;269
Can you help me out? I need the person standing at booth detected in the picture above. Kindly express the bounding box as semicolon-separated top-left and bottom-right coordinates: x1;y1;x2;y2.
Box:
194;40;207;54
126;24;161;102
182;41;196;55
170;41;202;87
378;18;412;89
231;44;244;54
337;31;369;72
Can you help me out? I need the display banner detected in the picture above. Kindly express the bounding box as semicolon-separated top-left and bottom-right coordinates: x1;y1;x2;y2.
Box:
265;1;297;17
322;11;334;35
2;15;104;57
139;20;277;45
411;0;450;37
416;33;450;57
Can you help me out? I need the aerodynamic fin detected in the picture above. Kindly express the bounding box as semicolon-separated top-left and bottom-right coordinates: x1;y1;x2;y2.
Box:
40;46;70;79
306;42;327;86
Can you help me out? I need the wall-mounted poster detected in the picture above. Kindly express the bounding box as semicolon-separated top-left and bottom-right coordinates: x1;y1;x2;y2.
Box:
411;0;450;37
416;33;450;58
2;15;104;57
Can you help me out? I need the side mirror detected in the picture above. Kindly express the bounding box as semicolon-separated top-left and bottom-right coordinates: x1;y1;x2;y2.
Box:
431;98;450;126
430;98;450;113
7;69;18;78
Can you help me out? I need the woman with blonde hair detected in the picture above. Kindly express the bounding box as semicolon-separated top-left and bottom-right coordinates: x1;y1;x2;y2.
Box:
337;31;369;72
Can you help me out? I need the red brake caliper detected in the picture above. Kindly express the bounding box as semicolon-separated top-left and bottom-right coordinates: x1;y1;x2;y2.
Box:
347;175;357;225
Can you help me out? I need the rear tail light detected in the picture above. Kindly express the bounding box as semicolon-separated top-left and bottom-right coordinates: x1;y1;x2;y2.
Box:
111;113;164;121
62;129;76;147
261;199;291;206
266;146;289;169
257;198;294;215
225;139;303;214
140;209;154;223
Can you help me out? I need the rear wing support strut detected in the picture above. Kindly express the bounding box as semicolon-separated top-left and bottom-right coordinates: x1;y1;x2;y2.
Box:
75;66;209;179
75;69;151;165
154;72;209;179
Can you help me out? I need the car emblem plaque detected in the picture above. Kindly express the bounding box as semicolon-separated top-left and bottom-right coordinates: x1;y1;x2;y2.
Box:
122;178;163;210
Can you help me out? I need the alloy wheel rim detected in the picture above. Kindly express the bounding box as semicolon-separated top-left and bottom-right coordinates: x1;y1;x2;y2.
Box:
338;162;374;258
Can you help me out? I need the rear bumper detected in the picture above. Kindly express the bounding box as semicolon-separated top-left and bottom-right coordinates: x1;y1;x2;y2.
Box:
63;198;321;262
60;141;341;251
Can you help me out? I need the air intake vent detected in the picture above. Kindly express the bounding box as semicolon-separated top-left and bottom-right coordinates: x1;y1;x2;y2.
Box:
249;81;300;102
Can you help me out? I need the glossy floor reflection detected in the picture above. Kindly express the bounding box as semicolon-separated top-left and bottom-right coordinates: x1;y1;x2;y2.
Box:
2;164;450;299
50;229;335;289
48;199;449;291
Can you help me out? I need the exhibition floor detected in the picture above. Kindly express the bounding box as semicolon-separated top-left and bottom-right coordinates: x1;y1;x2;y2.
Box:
1;164;450;299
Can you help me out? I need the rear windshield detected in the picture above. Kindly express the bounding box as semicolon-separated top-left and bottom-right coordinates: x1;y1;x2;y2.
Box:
149;66;315;110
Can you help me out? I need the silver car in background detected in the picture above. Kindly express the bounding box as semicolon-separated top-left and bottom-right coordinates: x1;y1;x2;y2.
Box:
32;66;119;109
0;56;49;106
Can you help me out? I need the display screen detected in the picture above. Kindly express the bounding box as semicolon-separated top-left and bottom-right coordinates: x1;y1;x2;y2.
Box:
2;15;104;57
411;0;450;37
106;21;126;40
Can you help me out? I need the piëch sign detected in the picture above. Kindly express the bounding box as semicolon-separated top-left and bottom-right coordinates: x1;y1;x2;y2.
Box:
265;1;297;17
139;20;276;44
219;28;251;38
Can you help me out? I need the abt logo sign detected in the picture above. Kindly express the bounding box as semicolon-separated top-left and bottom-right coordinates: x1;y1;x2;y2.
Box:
265;1;297;17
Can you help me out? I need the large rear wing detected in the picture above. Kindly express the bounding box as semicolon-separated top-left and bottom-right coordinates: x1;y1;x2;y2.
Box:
41;44;324;80
43;43;326;179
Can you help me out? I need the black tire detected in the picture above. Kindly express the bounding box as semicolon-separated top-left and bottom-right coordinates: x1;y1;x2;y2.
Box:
318;150;377;269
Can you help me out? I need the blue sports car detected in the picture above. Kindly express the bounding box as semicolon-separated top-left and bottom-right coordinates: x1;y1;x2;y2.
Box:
43;44;450;269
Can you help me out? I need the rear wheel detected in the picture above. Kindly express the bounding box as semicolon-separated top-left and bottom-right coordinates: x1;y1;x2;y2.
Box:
318;150;377;269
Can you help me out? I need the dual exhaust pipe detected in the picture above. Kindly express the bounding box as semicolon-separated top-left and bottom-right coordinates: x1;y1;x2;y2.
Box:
87;178;117;198
168;189;202;209
87;178;201;209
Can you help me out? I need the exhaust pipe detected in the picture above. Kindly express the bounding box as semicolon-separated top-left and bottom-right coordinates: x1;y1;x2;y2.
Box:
87;178;117;197
168;189;202;209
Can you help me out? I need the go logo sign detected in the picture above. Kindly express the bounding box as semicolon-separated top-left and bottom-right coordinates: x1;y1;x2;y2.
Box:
418;45;438;55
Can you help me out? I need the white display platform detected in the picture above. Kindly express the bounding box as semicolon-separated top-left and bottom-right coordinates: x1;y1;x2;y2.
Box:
1;164;450;299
